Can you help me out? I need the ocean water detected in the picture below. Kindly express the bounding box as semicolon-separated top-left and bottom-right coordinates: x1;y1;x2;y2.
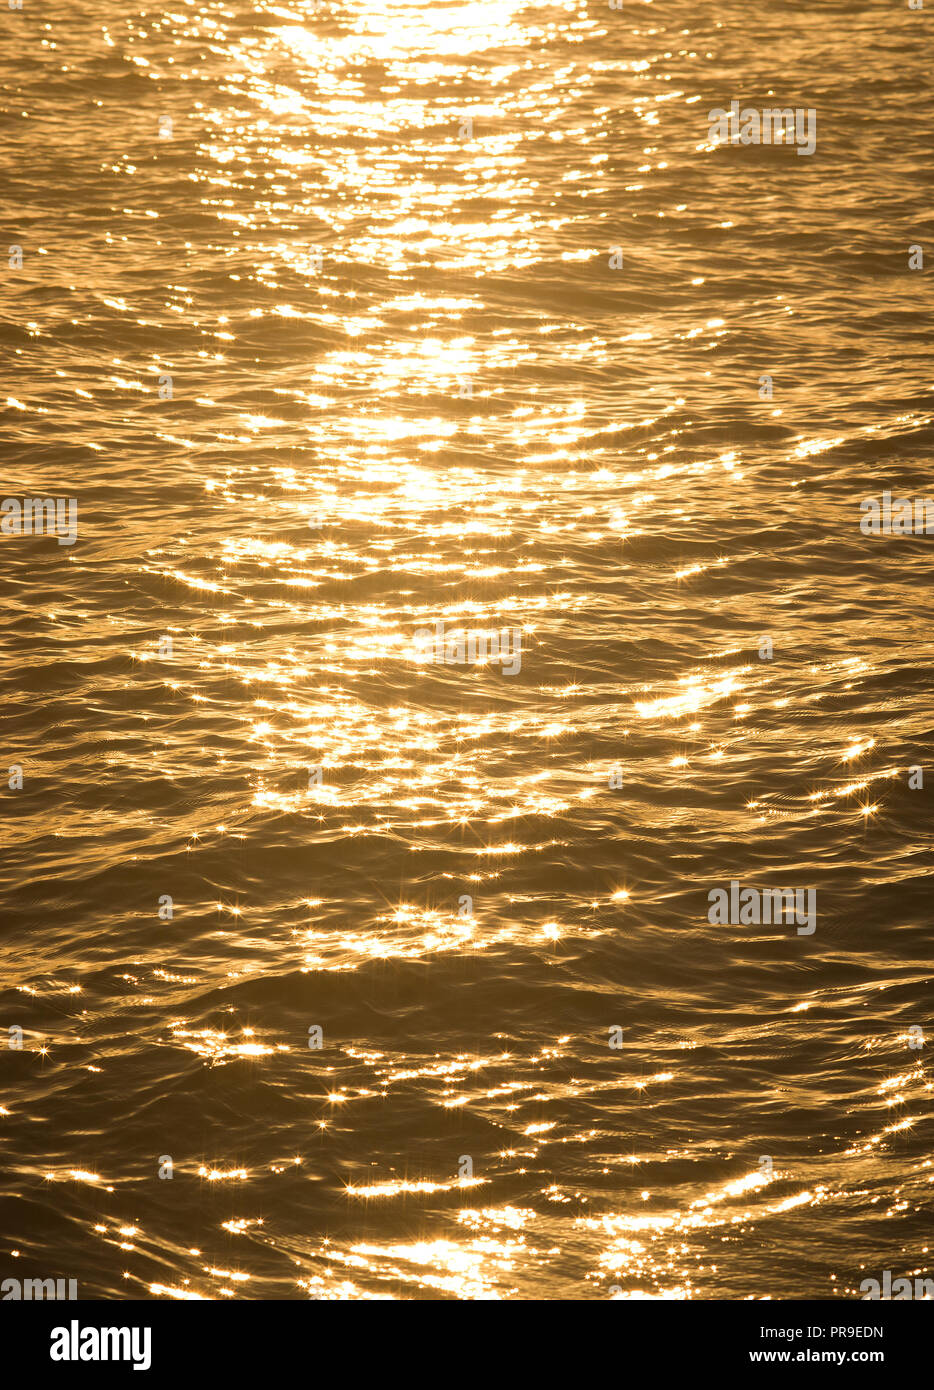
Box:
1;0;933;1301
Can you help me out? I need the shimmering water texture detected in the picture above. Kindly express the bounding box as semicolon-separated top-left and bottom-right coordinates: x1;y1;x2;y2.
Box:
2;0;933;1300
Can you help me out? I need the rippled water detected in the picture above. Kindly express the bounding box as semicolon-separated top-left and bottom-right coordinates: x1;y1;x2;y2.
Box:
2;0;933;1300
